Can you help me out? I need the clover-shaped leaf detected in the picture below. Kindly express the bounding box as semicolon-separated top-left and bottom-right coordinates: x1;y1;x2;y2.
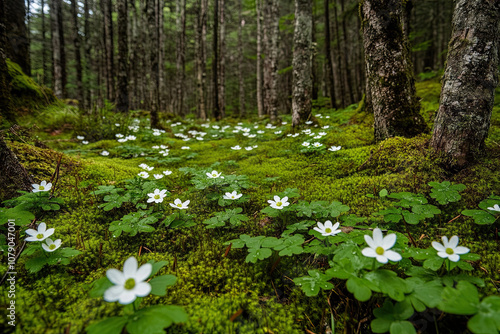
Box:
428;181;466;205
371;299;416;334
293;270;334;297
272;234;305;256
245;248;272;263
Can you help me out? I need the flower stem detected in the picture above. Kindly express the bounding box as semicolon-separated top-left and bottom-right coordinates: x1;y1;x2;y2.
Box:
372;258;377;271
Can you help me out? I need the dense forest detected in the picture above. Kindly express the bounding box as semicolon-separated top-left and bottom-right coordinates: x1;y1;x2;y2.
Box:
1;0;500;333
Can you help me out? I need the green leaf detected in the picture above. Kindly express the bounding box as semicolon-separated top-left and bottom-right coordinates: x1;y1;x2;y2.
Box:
406;277;443;308
89;276;113;298
0;206;35;225
390;321;417;334
379;189;388;197
467;295;500;334
149;275;177;296
388;192;427;207
461;210;496;225
346;277;373;302
376;207;403;223
126;305;188;334
86;316;128;334
438;281;479;315
326;201;350;217
364;269;410;302
423;256;444;271
428;181;466;205
293;270;334;297
371;299;415;333
149;260;168;276
245;248;272;263
272;234;304;256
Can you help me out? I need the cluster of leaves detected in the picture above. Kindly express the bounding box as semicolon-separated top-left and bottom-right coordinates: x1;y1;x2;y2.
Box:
95;177;161;211
21;242;81;273
462;195;500;227
0;191;64;225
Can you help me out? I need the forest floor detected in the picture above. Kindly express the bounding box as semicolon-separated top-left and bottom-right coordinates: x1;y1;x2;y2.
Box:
1;79;500;334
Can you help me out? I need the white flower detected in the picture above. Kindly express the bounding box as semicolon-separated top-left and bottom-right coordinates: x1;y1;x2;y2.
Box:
361;228;402;264
223;191;242;200
163;170;172;176
77;136;85;140
82;141;89;145
152;145;159;149
257;130;265;134
103;257;152;305
248;134;256;138
305;121;313;125
116;133;124;138
487;204;500;212
274;131;282;135
181;146;190;150
302;142;310;147
117;138;128;143
206;170;222;178
115;123;120;127
147;189;168;203
292;133;299;137
32;180;52;193
101;151;109;156
313;221;341;237
432;236;469;262
42;238;62;252
323;125;330;129
245;146;253;151
138;172;149;179
170;198;190;210
153;174;164;179
126;135;136;141
282;122;288;125
231;145;241;150
25;223;55;242
328;146;341;152
312;142;322;148
268;196;290;210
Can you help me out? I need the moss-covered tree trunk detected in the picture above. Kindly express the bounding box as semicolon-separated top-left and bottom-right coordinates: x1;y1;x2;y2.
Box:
292;0;312;126
361;0;427;141
430;0;500;169
0;136;34;201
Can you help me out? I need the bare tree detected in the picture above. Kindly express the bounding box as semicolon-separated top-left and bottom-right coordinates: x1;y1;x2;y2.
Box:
430;0;500;169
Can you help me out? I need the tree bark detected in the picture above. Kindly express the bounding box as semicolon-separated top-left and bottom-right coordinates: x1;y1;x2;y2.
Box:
70;0;84;109
103;0;115;101
212;0;220;120
41;0;47;85
5;0;30;75
50;0;64;99
430;0;500;169
147;0;160;127
340;0;354;105
0;0;14;124
116;0;128;113
333;1;345;107
83;0;92;109
238;0;246;118
361;0;427;141
267;0;279;122
175;0;186;116
218;0;226;118
292;0;312;126
0;136;34;201
256;0;264;117
324;0;336;109
196;0;207;120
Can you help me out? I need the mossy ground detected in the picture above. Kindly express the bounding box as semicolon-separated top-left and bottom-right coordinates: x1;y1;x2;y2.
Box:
1;79;499;333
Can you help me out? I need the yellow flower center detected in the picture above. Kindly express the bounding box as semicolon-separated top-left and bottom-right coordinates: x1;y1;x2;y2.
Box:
325;228;332;233
124;278;136;290
177;203;182;207
375;246;385;255
37;234;44;239
445;248;454;255
154;195;160;199
277;202;282;206
231;196;235;198
49;244;56;250
39;186;45;190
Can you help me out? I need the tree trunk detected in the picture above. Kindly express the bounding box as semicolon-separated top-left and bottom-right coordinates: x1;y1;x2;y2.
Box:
324;0;336;109
0;0;14;124
158;0;165;111
256;0;264;117
50;0;64;99
238;0;246;118
70;0;84;109
129;0;138;110
212;0;220;120
268;0;279;122
218;0;226;118
41;0;47;85
175;0;186;116
83;0;92;109
340;0;353;105
196;0;207;120
147;0;160;128
430;0;500;169
292;0;312;126
361;0;427;141
311;0;318;101
103;0;115;101
116;0;128;113
0;136;34;201
332;1;345;107
5;0;30;75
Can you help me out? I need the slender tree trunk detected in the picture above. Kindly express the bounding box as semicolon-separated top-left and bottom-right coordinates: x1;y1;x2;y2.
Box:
292;0;312;126
50;0;63;98
147;0;160;127
57;0;66;97
212;0;220;120
83;0;92;109
238;0;245;117
158;0;165;111
5;0;30;75
324;0;336;108
41;0;47;85
116;0;128;113
339;0;353;105
332;1;344;107
218;0;226;118
71;0;84;109
175;0;186;115
268;0;279;122
196;0;207;120
256;0;264;117
311;0;318;101
103;0;115;101
430;0;500;169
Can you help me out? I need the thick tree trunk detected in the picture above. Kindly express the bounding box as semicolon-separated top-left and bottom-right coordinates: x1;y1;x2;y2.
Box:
158;0;165;111
5;0;30;75
324;0;336;109
238;0;245;118
50;0;64;99
256;0;264;117
0;0;14;124
430;0;500;169
292;0;312;126
129;0;138;110
361;0;427;141
116;0;128;113
311;0;318;101
0;136;34;201
71;0;84;109
218;0;226;118
175;0;186;116
147;0;160;127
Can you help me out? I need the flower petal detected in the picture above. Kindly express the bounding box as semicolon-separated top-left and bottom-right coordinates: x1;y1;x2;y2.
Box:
183;200;190;206
107;269;126;285
282;196;288;203
135;263;152;282
364;235;376;249
376;255;389;264
372;228;383;245
437;251;448;259
44;228;55;238
332;222;340;230
103;285;125;302
382;233;396;250
362;247;377;258
133;282;152;297
432;241;445;252
123;257;138;277
454;246;470;255
38;223;47;233
441;236;449;247
274;195;280;202
42;243;51;252
448;236;459;248
25;229;38;236
118;290;137;304
385;250;402;262
448;254;460;262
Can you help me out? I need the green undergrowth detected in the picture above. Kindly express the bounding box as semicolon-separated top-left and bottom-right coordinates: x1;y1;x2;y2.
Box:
1;80;500;334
